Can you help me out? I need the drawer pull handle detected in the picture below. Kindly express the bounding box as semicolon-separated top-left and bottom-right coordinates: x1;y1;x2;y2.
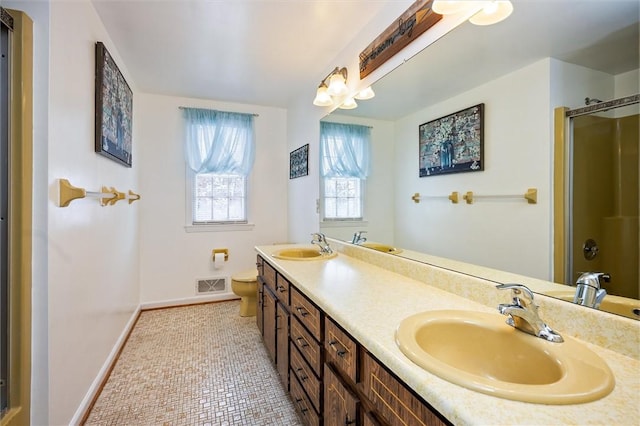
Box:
296;336;309;347
277;285;286;292
329;340;346;357
295;306;309;317
295;367;308;381
345;417;355;425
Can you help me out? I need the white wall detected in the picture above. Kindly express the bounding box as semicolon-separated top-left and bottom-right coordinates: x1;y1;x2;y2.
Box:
47;1;140;424
320;114;395;244
137;94;288;304
394;59;553;279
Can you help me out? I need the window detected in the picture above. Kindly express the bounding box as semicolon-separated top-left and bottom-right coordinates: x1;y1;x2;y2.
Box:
323;177;362;220
182;108;255;226
193;174;246;223
320;122;370;221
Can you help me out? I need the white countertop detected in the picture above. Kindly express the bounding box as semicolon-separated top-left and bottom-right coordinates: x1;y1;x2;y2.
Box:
255;244;640;426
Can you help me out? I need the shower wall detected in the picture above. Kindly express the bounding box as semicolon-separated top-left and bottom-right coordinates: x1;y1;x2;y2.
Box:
572;113;639;299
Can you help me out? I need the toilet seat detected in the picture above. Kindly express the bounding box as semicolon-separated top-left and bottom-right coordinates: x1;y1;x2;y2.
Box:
232;269;257;283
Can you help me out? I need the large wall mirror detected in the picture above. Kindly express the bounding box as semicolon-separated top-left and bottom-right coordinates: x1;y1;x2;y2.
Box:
320;0;639;320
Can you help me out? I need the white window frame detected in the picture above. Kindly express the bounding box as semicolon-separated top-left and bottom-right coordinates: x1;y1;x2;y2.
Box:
321;176;365;222
184;168;254;233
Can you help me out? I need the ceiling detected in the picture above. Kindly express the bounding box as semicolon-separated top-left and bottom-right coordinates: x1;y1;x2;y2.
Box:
92;0;639;115
91;0;392;108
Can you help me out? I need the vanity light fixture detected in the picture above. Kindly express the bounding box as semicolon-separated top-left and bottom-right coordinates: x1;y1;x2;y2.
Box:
312;67;375;108
468;1;513;25
313;66;349;106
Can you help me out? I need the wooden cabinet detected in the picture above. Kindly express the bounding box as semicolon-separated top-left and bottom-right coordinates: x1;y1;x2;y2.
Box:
258;255;292;390
291;372;321;426
262;285;277;363
325;318;358;382
256;255;450;426
362;351;450;426
276;301;289;388
324;363;358;426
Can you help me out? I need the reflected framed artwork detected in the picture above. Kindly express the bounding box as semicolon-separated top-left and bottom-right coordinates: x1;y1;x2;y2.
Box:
290;144;309;179
419;103;484;177
95;41;133;167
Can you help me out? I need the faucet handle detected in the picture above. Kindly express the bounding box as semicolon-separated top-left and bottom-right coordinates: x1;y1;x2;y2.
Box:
496;283;535;306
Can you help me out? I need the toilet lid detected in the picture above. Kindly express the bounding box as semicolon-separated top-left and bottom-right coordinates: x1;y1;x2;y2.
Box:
233;269;258;282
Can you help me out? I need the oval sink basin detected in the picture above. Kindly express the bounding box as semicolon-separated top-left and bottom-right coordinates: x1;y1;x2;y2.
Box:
546;290;640;320
396;310;614;404
272;248;337;261
361;242;403;254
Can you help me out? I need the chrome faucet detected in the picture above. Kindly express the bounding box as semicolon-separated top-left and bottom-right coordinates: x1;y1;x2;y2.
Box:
496;283;563;343
574;272;609;309
310;232;333;254
351;231;367;245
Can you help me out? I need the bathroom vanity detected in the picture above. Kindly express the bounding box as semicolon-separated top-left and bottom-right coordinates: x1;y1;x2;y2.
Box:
256;254;448;425
255;243;639;425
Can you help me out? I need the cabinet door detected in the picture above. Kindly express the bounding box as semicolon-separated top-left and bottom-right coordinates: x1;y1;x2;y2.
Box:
262;286;277;363
276;301;289;389
256;279;264;334
324;363;358;426
362;351;449;426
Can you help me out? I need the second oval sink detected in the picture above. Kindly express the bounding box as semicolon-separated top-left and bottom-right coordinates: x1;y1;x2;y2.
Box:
396;310;614;404
272;248;337;261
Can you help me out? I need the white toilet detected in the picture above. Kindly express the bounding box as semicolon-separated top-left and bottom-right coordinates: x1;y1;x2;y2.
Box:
231;269;258;317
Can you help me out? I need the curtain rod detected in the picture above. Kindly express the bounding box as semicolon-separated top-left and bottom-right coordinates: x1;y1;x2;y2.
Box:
178;106;259;117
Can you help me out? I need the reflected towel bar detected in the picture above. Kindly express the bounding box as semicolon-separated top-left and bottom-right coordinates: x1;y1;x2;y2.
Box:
462;188;537;204
412;192;459;204
57;178;141;207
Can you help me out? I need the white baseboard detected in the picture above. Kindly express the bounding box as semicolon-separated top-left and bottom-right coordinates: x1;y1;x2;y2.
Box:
70;305;141;426
140;292;239;310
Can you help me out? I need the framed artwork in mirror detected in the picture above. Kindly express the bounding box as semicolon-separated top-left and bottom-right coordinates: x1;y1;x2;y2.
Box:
290;144;309;179
419;103;484;177
95;41;133;167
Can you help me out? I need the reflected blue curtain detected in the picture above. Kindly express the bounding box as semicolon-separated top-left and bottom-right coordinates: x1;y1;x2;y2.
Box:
320;122;371;178
182;108;255;175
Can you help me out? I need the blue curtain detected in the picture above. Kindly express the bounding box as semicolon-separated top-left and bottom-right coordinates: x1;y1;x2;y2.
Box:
320;122;370;178
182;108;255;175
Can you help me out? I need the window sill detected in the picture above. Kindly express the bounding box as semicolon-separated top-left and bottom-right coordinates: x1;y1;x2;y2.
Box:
184;223;255;233
320;220;369;228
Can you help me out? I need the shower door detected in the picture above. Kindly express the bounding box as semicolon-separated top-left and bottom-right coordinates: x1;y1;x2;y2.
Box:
570;102;639;299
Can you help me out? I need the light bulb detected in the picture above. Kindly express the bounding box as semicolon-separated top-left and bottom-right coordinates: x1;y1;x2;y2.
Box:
469;1;513;25
354;86;375;100
432;0;470;15
339;97;357;110
327;72;348;97
313;85;333;107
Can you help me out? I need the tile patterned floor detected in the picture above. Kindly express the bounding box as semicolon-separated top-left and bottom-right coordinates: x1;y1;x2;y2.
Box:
85;301;302;425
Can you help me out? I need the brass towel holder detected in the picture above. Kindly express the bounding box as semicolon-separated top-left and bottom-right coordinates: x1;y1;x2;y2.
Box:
57;178;141;207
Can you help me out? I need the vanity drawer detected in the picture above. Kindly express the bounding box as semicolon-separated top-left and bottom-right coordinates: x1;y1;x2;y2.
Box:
290;315;323;377
325;317;358;382
262;261;277;293
291;287;322;341
275;274;290;306
362;351;449;426
290;344;321;411
290;372;320;426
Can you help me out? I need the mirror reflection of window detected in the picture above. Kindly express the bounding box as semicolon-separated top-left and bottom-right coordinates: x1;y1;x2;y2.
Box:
320;122;371;221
